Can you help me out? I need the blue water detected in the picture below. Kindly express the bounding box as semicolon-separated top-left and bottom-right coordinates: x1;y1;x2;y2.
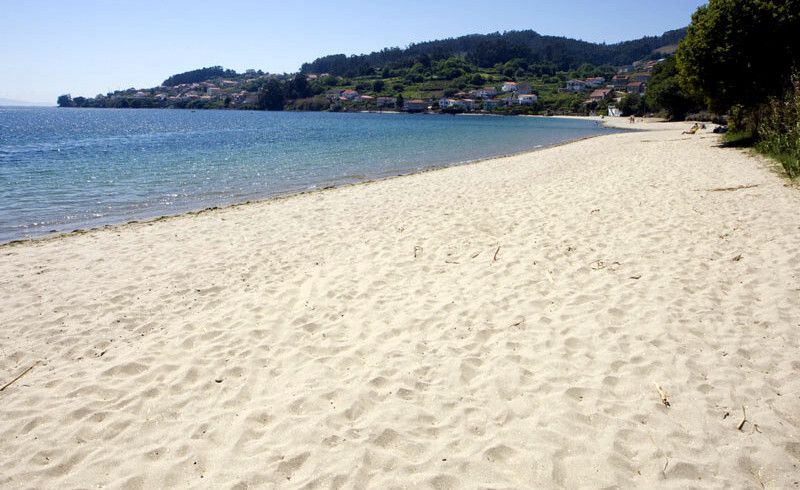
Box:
0;108;620;242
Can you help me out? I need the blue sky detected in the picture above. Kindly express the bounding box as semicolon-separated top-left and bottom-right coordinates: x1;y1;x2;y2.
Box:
0;0;706;104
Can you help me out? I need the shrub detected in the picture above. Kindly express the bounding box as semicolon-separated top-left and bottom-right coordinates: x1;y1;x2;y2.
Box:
755;76;800;178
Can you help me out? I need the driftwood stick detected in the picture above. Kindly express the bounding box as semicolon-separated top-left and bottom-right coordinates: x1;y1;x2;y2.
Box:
493;246;501;262
708;184;759;192
737;404;747;431
0;362;38;392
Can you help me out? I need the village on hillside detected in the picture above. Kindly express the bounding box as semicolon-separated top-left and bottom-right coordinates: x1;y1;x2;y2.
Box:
321;58;661;115
58;57;664;116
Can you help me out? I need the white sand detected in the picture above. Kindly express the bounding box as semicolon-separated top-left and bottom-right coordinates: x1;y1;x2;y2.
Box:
1;119;799;489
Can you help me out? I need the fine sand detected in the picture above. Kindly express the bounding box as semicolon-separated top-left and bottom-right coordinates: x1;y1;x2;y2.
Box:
1;119;799;489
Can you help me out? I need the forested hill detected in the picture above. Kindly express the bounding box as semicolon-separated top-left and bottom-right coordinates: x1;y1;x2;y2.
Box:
300;28;687;77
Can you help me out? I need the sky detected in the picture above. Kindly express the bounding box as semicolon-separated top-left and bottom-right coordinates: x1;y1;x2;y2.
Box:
0;0;706;104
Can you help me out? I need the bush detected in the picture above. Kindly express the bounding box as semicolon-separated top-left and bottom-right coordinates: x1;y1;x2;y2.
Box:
755;76;800;178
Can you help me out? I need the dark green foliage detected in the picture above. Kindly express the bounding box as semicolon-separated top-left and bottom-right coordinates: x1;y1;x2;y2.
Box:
675;0;800;177
372;80;384;92
258;79;285;110
618;93;646;116
286;73;313;99
301;29;686;76
755;76;800;177
676;0;800;114
645;57;700;120
57;94;74;107
163;66;237;86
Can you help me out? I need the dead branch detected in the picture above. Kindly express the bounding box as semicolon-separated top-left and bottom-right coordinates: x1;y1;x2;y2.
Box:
707;184;759;192
737;404;747;431
1;362;38;392
493;246;500;262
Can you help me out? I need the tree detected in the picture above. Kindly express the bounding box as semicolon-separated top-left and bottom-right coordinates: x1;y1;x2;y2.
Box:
372;80;385;92
258;79;285;110
645;57;700;120
618;93;646;116
286;73;312;99
676;0;800;115
57;94;75;107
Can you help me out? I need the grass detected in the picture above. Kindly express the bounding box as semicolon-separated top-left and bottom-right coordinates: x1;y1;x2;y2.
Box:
721;130;800;179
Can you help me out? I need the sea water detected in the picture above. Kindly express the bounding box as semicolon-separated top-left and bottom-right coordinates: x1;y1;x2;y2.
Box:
0;108;621;242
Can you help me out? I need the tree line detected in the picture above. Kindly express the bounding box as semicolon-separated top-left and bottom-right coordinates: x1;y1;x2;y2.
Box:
300;29;686;78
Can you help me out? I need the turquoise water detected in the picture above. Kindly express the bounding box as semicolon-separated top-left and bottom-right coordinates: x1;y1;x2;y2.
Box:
0;108;620;242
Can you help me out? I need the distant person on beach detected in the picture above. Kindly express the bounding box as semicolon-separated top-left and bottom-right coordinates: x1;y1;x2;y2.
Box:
682;123;700;135
629;116;635;124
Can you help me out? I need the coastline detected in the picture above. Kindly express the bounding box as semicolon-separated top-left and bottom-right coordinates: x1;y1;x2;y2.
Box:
1;118;622;247
2;120;798;488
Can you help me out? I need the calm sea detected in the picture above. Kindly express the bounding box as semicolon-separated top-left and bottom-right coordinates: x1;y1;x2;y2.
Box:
0;108;620;242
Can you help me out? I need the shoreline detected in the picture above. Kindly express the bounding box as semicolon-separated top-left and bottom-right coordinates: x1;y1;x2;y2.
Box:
2;119;624;248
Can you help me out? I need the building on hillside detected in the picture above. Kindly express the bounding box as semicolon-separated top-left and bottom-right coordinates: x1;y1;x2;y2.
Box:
584;77;605;88
207;87;223;96
501;82;518;92
518;94;538;105
340;89;360;100
357;95;374;103
376;96;397;108
631;73;651;83
589;88;613;101
626;81;646;94
439;98;457;109
565;79;587;92
403;99;428;112
482;99;502;110
612;75;630;88
471;87;498;99
516;82;532;95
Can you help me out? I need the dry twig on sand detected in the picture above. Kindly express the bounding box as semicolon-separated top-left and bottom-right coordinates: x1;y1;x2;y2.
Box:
654;383;671;407
414;246;423;258
707;184;759;192
1;362;38;392
493;246;500;262
738;404;748;431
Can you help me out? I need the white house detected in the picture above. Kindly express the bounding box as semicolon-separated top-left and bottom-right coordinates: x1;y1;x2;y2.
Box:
501;81;518;92
518;94;538;105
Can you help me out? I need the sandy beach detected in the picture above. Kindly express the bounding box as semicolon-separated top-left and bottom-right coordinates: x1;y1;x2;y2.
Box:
1;118;799;489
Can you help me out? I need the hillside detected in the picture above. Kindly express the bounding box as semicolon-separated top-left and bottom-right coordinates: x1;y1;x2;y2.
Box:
300;28;686;76
57;28;685;115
